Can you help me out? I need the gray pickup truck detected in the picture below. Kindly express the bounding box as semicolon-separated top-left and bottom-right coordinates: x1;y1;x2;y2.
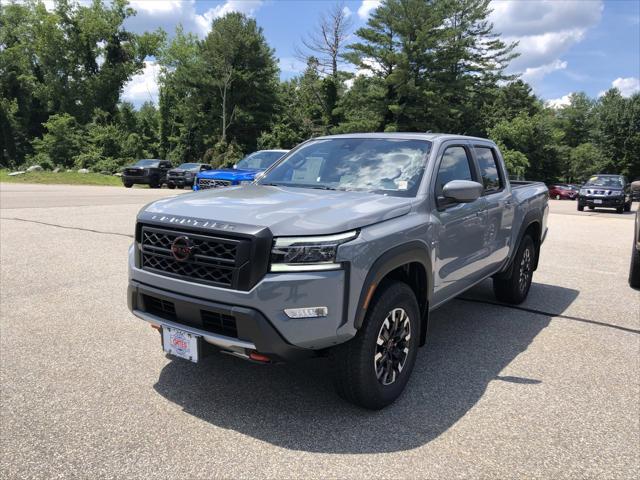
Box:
128;133;548;409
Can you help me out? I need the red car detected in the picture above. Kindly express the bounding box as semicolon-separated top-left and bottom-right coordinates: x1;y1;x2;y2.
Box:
548;184;577;200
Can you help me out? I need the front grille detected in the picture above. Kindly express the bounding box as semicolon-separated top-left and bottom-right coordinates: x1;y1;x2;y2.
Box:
198;178;232;189
125;168;144;176
140;226;243;288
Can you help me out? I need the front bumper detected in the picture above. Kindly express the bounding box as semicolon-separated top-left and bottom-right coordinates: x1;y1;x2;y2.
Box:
578;195;625;208
128;281;313;361
128;246;349;353
167;176;194;187
122;175;153;184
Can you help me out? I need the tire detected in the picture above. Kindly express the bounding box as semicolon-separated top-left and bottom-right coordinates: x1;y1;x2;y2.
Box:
167;184;176;190
577;204;584;211
330;281;420;410
617;206;624;214
588;206;594;210
124;182;133;188
630;245;640;289
624;201;631;212
493;235;536;304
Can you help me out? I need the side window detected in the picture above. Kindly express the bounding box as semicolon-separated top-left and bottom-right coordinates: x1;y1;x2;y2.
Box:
435;146;473;197
475;147;503;193
161;162;171;169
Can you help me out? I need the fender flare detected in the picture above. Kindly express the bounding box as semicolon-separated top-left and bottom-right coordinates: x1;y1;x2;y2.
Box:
497;210;543;278
354;241;432;345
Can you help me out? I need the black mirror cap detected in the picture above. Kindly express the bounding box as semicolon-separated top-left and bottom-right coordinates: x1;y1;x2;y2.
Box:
442;180;484;203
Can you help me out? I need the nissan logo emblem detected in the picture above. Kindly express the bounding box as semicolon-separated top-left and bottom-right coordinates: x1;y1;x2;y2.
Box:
171;236;194;262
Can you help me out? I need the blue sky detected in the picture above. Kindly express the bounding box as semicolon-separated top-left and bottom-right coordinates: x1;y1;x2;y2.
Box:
120;0;640;107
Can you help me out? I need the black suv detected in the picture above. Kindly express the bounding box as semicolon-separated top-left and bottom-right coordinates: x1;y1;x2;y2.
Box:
122;159;172;188
166;163;212;189
577;174;632;213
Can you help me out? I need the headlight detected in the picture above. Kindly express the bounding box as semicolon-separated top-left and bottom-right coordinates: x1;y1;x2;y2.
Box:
580;189;588;195
270;231;358;272
184;172;193;177
239;180;253;185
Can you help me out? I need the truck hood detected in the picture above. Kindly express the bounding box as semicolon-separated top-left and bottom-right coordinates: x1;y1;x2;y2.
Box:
197;168;260;182
168;168;198;174
142;184;413;236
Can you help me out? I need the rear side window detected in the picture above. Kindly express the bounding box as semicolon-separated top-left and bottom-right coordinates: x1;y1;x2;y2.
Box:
475;147;503;193
435;146;473;197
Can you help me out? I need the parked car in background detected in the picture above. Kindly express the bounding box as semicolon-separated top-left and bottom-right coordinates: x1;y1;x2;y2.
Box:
128;133;548;409
166;163;212;189
548;184;577;200
122;159;172;188
577;174;632;213
630;209;640;289
193;150;288;191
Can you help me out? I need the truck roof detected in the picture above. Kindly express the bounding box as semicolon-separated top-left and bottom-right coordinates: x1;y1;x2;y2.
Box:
314;132;494;143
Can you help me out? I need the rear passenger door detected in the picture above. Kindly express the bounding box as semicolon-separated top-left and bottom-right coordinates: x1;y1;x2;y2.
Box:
431;143;488;306
472;144;514;274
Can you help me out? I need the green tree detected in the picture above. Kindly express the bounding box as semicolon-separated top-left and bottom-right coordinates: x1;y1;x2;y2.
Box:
489;111;564;183
28;113;85;168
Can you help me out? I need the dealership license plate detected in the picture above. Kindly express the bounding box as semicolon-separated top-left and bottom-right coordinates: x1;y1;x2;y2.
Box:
162;327;199;363
593;199;603;204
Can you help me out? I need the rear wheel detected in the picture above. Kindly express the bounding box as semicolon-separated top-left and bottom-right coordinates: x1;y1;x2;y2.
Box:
577;204;584;211
616;206;624;214
630;245;640;289
330;281;420;410
624;201;632;212
493;235;535;304
167;184;176;189
123;182;133;188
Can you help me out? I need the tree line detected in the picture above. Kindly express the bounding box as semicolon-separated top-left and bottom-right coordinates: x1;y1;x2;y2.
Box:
1;0;639;183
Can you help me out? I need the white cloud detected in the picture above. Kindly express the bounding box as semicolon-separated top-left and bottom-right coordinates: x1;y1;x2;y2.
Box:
126;0;264;38
612;77;640;97
122;61;160;106
545;93;573;109
489;0;603;87
357;0;381;20
521;59;567;83
599;77;640;98
342;6;352;18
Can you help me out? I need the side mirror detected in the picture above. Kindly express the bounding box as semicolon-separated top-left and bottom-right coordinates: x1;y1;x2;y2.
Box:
440;180;484;206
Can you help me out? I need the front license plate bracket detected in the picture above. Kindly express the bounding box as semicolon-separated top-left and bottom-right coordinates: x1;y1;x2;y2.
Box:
162;327;200;363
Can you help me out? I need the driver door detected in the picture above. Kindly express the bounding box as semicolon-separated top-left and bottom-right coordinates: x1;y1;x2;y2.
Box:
431;143;488;306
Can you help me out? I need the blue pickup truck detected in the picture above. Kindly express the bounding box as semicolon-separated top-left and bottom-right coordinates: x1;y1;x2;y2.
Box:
193;150;288;191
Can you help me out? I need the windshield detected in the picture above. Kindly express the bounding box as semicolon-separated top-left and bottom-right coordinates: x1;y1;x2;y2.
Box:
133;159;160;168
236;151;285;170
177;163;200;170
585;175;624;188
258;138;431;197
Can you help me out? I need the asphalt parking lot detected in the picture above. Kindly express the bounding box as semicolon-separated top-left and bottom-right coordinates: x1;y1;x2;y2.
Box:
1;183;638;479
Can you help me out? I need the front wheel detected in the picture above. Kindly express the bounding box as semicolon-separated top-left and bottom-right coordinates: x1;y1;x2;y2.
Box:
493;235;536;304
123;182;133;188
167;184;176;190
624;201;632;212
577;204;584;211
330;281;420;409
